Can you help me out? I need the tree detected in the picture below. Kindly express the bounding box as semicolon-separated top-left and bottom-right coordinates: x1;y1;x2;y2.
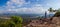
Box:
48;8;55;17
48;8;60;17
48;8;53;12
48;7;57;13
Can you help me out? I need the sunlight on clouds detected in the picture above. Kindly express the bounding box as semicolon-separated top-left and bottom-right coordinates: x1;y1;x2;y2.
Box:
10;4;46;14
0;0;47;14
0;0;60;14
6;0;25;9
6;0;46;14
10;0;25;5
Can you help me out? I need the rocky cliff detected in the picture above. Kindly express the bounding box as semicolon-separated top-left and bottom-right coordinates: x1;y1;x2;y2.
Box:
23;17;60;27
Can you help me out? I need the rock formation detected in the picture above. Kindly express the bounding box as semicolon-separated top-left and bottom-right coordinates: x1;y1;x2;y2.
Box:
23;17;60;27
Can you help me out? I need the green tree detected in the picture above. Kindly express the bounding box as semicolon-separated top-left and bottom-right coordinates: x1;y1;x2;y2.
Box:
48;8;55;17
48;8;53;12
48;7;57;13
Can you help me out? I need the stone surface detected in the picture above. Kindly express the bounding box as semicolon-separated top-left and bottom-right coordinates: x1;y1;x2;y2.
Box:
23;17;60;27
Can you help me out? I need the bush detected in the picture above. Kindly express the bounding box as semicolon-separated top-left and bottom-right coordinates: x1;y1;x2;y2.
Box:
11;16;23;27
0;16;23;27
11;16;23;24
54;11;60;17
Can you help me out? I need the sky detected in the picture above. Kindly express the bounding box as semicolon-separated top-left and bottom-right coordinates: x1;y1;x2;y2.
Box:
0;0;60;14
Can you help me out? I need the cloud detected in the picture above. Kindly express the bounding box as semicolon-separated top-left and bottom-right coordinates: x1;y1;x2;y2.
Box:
0;0;47;14
14;4;46;14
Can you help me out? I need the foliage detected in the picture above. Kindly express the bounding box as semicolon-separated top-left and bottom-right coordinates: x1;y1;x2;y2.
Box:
54;11;60;17
11;16;23;27
11;16;23;24
48;7;57;12
48;7;53;12
0;16;23;27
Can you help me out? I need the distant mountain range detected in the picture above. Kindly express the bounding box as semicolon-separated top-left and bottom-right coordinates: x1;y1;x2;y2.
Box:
0;13;54;18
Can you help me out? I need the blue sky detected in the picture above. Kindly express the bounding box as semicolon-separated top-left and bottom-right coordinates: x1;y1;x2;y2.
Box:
0;0;60;14
0;0;9;6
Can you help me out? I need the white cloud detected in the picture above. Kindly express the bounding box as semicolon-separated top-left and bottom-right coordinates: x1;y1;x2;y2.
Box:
0;0;47;14
12;4;46;14
7;0;25;5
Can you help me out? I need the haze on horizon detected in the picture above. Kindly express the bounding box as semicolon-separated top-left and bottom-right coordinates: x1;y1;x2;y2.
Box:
0;0;60;14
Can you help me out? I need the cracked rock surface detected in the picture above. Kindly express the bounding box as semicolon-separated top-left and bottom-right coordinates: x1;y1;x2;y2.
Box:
23;17;60;27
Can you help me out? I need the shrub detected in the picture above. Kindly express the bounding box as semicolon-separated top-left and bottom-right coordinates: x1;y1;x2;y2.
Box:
54;11;60;17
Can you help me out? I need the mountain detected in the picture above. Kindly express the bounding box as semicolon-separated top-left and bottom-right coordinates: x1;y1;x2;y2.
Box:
0;13;54;18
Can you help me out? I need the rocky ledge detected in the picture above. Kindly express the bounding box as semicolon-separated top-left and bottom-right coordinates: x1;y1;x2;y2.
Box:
23;17;60;27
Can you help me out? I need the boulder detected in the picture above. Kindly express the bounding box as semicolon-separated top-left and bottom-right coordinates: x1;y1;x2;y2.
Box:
52;17;60;25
